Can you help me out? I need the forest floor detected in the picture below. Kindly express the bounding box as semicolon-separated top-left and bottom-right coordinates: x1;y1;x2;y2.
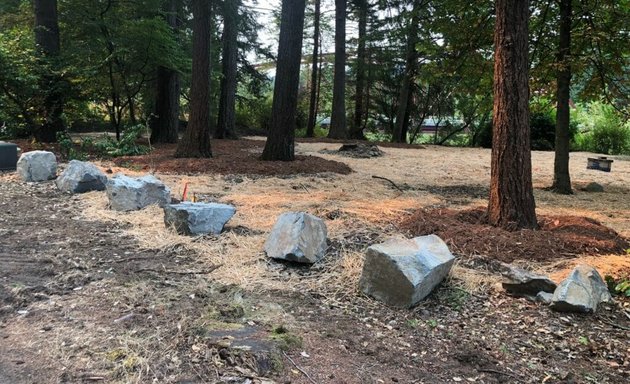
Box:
1;138;629;384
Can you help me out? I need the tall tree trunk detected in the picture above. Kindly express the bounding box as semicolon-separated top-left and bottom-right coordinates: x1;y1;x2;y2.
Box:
351;0;367;140
393;3;420;144
328;0;347;139
487;0;537;230
175;0;212;158
551;0;572;194
151;0;180;144
216;0;240;139
127;95;137;125
261;0;306;161
306;0;321;138
33;0;64;143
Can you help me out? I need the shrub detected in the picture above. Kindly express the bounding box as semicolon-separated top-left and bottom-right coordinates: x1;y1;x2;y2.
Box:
99;124;151;157
574;103;630;155
236;97;273;132
473;112;578;150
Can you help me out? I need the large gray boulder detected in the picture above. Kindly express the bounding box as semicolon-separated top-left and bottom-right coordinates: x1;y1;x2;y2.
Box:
16;150;57;182
106;174;171;211
56;160;107;193
502;266;557;297
264;212;327;264
359;235;455;308
164;202;236;236
551;265;613;313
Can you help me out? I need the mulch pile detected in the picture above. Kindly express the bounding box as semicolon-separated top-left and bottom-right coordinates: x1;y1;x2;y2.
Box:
113;139;353;175
400;208;630;263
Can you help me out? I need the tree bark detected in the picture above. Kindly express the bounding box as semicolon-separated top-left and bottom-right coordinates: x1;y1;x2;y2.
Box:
33;0;64;143
151;0;180;144
393;2;420;144
551;0;572;194
487;0;537;230
328;0;347;139
175;0;212;158
306;0;321;138
216;0;240;139
350;0;367;140
261;0;306;161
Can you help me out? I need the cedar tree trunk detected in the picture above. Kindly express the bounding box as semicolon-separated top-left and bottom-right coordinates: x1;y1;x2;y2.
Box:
175;0;212;158
393;2;420;144
306;0;321;138
328;0;347;139
216;0;240;139
261;0;306;161
351;0;367;140
487;0;537;230
551;0;572;194
151;0;180;144
34;0;64;143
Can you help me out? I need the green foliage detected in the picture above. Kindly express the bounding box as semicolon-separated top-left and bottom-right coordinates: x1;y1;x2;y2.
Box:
616;280;630;297
473;110;578;150
605;275;630;297
270;325;303;351
235;94;273;132
295;124;328;138
529;112;557;151
100;124;151;157
364;129;392;142
573;103;630;155
56;131;88;161
473;119;493;148
0;20;41;136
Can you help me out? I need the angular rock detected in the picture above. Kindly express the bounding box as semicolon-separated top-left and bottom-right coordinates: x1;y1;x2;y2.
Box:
502;266;557;296
16;150;57;182
264;212;327;264
164;202;236;235
551;265;613;313
536;291;554;305
359;235;455;308
56;160;107;193
106;174;171;211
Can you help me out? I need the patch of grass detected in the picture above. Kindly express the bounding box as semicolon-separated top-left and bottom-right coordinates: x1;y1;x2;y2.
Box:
426;319;438;329
106;348;140;372
268;351;285;372
406;319;420;329
437;286;470;311
270;325;303;351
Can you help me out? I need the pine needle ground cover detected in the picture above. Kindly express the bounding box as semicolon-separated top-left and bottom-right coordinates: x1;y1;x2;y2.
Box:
1;140;628;383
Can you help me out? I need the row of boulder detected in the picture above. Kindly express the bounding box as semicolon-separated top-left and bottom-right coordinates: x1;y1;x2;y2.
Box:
16;151;236;235
16;151;615;313
16;151;457;308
